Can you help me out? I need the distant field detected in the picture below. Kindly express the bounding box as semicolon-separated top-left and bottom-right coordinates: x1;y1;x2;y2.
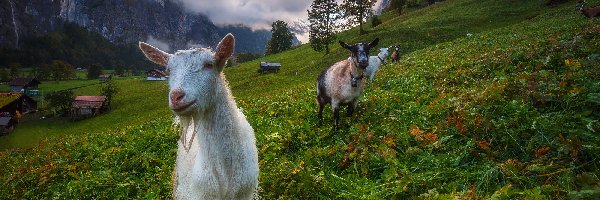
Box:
0;77;170;150
0;70;119;93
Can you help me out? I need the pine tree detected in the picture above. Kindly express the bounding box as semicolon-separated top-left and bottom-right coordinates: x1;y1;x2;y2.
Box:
265;20;294;55
341;0;377;35
308;0;342;54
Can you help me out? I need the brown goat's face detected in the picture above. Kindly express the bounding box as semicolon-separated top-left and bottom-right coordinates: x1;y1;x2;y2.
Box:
340;38;379;69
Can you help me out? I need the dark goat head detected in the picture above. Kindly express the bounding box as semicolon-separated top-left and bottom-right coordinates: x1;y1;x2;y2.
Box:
339;38;379;69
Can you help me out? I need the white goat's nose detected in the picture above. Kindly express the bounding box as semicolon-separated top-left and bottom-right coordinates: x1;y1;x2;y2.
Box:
170;89;185;104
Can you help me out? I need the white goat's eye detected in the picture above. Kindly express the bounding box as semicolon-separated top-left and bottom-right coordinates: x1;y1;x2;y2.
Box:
204;62;213;68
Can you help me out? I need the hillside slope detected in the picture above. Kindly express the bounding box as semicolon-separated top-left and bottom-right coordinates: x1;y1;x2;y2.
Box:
2;0;599;198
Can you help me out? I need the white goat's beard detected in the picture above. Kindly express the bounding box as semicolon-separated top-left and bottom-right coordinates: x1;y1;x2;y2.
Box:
175;115;198;152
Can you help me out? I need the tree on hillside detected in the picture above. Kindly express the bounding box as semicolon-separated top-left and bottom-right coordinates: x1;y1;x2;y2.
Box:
9;63;21;79
51;60;75;81
37;64;52;81
0;68;9;82
371;15;382;27
308;0;342;54
101;79;118;108
236;52;262;63
341;0;377;35
44;90;74;116
389;0;407;14
114;64;125;76
87;63;103;80
265;20;294;55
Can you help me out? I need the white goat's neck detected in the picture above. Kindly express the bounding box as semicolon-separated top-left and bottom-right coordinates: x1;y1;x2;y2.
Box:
377;51;387;62
178;73;239;152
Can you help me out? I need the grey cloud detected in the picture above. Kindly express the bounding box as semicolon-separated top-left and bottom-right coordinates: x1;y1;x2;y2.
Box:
175;0;311;29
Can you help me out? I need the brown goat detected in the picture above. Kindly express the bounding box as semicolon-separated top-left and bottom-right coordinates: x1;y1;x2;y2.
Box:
317;38;379;130
390;46;401;64
578;0;600;18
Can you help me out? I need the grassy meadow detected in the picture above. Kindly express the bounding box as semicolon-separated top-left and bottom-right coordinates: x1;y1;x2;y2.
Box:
1;0;599;198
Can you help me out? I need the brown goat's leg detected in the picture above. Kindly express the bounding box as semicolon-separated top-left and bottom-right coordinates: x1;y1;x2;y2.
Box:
333;106;340;130
347;105;354;117
317;101;325;127
347;101;358;117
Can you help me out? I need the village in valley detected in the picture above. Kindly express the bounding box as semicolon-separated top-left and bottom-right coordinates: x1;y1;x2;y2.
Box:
0;68;168;135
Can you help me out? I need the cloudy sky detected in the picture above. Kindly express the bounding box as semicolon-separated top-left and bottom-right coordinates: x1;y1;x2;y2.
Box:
175;0;385;43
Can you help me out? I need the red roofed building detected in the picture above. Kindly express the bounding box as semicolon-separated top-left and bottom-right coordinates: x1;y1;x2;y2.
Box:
70;96;107;119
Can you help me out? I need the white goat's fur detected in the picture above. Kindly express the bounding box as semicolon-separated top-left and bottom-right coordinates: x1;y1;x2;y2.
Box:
139;34;258;200
365;48;389;82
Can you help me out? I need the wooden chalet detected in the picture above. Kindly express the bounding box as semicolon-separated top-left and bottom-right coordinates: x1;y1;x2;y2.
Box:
146;69;168;81
70;96;107;119
258;62;281;74
0;93;37;115
8;78;41;96
0;93;37;134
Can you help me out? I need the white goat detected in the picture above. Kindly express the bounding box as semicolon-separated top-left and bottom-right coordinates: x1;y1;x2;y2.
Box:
139;34;259;200
365;48;389;82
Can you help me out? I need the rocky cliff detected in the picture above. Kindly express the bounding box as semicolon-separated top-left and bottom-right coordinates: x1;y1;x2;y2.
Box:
0;0;221;52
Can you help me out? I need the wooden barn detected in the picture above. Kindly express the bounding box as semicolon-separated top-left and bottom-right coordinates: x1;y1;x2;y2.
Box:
70;96;107;119
99;74;112;82
258;62;281;74
146;69;168;81
8;78;41;96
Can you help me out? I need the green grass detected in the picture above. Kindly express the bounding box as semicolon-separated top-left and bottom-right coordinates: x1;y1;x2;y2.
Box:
0;77;170;150
0;70;118;93
1;0;600;198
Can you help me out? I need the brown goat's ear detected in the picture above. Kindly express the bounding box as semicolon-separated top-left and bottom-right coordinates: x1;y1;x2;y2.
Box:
215;33;235;70
339;41;351;49
139;42;170;67
368;38;379;48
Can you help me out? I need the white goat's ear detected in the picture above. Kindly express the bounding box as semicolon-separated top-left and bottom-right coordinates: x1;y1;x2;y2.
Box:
215;33;235;70
139;42;170;67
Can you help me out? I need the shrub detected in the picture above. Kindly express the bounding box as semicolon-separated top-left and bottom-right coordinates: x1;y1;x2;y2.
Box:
371;15;382;27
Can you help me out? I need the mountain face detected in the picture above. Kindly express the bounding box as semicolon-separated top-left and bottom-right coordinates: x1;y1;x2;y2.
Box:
218;25;271;55
0;0;256;53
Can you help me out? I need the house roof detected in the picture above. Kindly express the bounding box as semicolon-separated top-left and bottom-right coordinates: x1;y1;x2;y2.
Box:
71;96;106;109
74;96;106;102
99;74;112;78
8;78;41;87
260;62;281;67
0;93;23;108
147;69;167;77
